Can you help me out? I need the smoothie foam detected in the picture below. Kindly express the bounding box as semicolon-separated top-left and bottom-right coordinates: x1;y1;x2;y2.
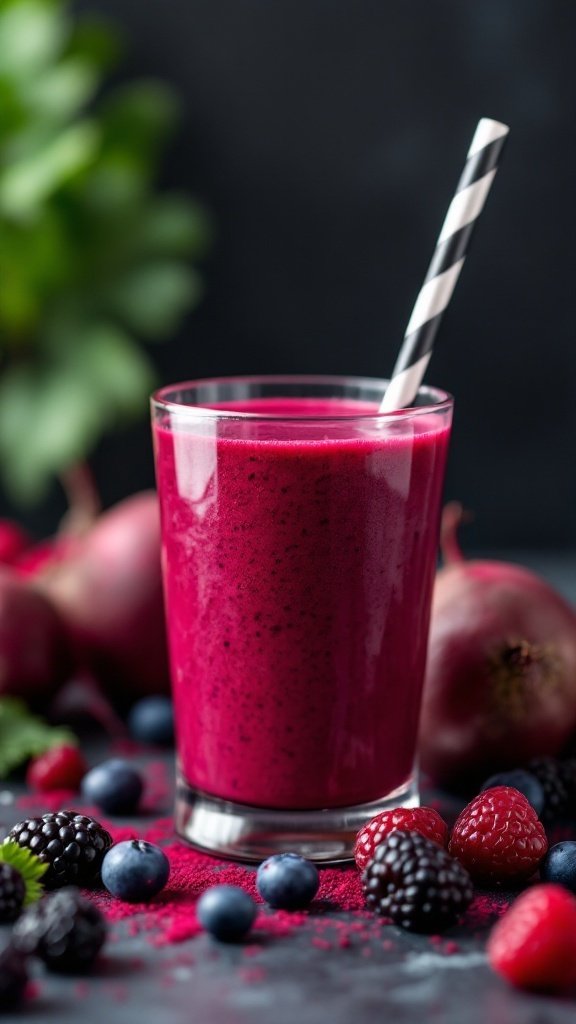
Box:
154;397;451;810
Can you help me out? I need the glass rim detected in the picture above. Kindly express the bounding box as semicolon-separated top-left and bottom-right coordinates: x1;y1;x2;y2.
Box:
151;374;454;422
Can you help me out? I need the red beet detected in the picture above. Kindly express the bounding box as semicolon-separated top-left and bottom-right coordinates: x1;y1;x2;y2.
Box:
0;519;30;566
16;537;72;577
419;504;576;790
39;492;170;700
0;569;71;701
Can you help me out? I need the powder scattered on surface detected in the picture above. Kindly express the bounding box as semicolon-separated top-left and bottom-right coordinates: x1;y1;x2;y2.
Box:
237;966;267;983
443;941;460;955
464;892;511;932
92;820;368;947
8;786;528;961
25;981;42;1003
105;983;129;1003
243;944;264;957
91;821;515;956
16;789;79;813
315;864;365;911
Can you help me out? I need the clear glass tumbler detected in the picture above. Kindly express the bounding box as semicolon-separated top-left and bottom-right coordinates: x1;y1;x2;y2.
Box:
151;375;453;861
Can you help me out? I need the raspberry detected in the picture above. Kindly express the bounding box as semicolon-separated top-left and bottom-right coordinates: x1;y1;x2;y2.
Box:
448;786;547;886
13;888;107;973
26;746;87;793
9;811;112;889
354;806;449;871
362;830;473;932
487;884;576;992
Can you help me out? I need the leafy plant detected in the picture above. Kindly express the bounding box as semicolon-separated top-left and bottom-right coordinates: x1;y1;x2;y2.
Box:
0;0;209;507
0;697;76;777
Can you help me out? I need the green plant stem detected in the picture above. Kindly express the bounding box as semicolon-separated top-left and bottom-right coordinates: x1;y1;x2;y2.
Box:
58;462;101;536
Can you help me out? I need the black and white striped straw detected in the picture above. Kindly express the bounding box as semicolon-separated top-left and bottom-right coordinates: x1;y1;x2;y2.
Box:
380;117;509;413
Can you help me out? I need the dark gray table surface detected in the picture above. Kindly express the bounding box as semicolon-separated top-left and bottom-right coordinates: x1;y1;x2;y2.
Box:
1;553;575;1024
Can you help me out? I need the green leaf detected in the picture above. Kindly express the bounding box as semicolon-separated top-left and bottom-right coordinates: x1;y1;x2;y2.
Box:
0;0;69;78
0;361;104;502
0;209;72;338
0;698;76;779
66;17;121;74
0;840;47;904
99;81;178;161
110;261;202;338
0;324;155;503
0;73;28;136
79;157;148;215
0;121;99;218
63;322;156;415
24;58;99;124
138;197;213;259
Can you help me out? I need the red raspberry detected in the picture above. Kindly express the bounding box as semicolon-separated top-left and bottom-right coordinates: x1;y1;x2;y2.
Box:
26;745;87;793
487;884;576;992
448;786;547;885
354;806;449;871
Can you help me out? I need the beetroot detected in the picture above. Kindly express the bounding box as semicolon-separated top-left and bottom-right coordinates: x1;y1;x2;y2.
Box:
16;537;72;577
0;520;30;566
0;569;70;701
38;492;170;700
419;504;576;790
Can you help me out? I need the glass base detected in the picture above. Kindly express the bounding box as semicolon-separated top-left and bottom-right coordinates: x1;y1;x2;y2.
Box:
175;773;419;863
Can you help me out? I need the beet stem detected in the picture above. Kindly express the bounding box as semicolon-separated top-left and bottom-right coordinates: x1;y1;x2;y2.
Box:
58;462;101;537
440;502;470;566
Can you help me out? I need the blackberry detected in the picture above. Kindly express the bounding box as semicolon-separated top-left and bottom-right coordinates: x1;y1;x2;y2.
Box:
558;758;576;811
13;888;107;973
528;758;569;822
8;810;112;889
362;830;473;932
0;946;28;1009
0;862;26;922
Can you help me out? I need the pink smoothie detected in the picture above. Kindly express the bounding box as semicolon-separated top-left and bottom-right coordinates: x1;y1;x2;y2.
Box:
154;397;451;810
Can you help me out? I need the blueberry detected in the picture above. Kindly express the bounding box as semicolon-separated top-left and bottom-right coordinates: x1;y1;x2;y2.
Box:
128;697;174;746
541;842;576;892
101;840;169;902
256;852;319;910
196;885;256;942
481;769;545;817
81;759;143;815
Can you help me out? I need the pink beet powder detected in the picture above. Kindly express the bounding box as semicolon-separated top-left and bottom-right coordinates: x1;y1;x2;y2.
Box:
94;819;507;951
154;396;450;809
93;822;366;946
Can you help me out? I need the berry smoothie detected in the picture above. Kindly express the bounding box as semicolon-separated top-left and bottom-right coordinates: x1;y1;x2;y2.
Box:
154;394;451;810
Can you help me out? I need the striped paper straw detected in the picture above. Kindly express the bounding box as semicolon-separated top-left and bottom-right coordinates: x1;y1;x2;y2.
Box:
380;117;509;413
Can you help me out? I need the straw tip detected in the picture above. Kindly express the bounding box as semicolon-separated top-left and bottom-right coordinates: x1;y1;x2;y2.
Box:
468;118;510;156
478;117;510;136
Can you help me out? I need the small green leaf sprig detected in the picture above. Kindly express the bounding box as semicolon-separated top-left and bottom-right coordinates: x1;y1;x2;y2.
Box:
0;697;76;778
0;840;47;905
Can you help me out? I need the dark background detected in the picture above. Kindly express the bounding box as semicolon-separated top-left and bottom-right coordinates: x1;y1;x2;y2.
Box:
18;1;576;549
